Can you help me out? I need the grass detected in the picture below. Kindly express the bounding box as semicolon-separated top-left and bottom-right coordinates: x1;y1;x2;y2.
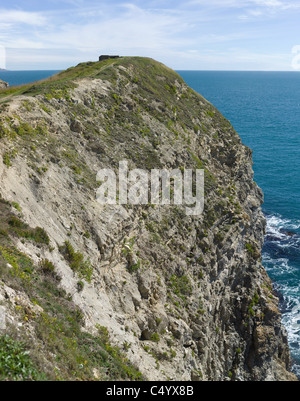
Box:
0;58;119;101
0;83;33;100
0;118;48;141
1;245;34;276
0;57;182;105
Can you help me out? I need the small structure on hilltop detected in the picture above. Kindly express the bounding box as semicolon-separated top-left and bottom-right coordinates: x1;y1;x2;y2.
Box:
0;79;9;89
99;55;120;62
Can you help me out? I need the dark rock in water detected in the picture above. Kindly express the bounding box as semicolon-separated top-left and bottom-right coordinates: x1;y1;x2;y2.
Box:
274;286;285;303
0;79;9;89
266;234;282;241
280;229;297;237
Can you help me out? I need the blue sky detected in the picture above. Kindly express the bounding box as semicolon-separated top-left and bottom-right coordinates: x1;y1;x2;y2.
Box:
0;0;300;70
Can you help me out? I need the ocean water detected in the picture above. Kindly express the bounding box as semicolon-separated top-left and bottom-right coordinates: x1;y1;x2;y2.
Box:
0;70;61;87
178;70;300;376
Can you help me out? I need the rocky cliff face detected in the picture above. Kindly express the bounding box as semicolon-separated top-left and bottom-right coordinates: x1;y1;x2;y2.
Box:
0;57;296;381
0;79;8;89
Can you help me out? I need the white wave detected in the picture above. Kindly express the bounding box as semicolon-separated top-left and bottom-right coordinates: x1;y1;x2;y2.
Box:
266;214;300;233
264;212;300;372
263;254;297;275
283;301;300;343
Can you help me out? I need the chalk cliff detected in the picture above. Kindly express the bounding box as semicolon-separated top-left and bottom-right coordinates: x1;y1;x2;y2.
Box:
0;57;297;381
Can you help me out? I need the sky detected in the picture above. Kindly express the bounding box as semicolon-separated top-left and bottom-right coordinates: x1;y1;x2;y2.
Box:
0;0;300;70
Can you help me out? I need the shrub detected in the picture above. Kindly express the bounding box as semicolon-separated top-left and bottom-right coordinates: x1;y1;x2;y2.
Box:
3;152;11;167
169;275;193;297
33;227;50;245
248;292;260;317
245;243;254;256
11;202;21;212
150;333;160;343
77;280;84;292
9;219;50;245
14;122;34;137
245;243;260;260
8;216;24;228
39;259;56;275
60;241;93;282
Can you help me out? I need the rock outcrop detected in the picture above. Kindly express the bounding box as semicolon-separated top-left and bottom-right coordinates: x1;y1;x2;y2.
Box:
0;79;8;89
0;57;297;381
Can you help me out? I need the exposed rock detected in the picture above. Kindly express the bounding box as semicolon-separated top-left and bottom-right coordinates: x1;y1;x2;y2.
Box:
0;57;297;381
0;79;8;89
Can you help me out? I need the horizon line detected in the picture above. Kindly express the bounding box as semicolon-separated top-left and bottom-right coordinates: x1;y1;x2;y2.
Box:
1;68;299;73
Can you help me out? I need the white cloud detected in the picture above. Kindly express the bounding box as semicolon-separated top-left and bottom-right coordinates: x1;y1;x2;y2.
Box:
0;1;297;70
189;0;299;7
0;9;46;26
32;5;189;51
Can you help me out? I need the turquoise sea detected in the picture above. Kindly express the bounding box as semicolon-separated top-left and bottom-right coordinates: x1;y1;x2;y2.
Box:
1;69;300;376
178;70;300;377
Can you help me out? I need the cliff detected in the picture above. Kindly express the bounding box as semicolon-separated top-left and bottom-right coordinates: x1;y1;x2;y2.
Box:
0;79;8;89
0;57;297;381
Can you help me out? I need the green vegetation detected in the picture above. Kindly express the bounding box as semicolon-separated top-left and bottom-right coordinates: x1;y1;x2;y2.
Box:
122;237;141;273
248;292;260;317
2;149;18;167
0;335;45;381
3;152;11;167
0;197;50;249
39;259;57;276
150;333;160;343
168;274;193;308
245;242;260;260
0;194;143;381
11;202;21;212
206;109;215;118
246;243;254;256
1;245;35;285
8;216;50;245
60;240;93;283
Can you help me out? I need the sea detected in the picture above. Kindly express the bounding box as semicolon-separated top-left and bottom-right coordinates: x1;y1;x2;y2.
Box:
0;70;61;87
1;69;300;376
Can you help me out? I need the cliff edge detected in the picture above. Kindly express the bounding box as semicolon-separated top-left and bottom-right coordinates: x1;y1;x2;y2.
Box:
0;57;297;381
0;79;8;89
